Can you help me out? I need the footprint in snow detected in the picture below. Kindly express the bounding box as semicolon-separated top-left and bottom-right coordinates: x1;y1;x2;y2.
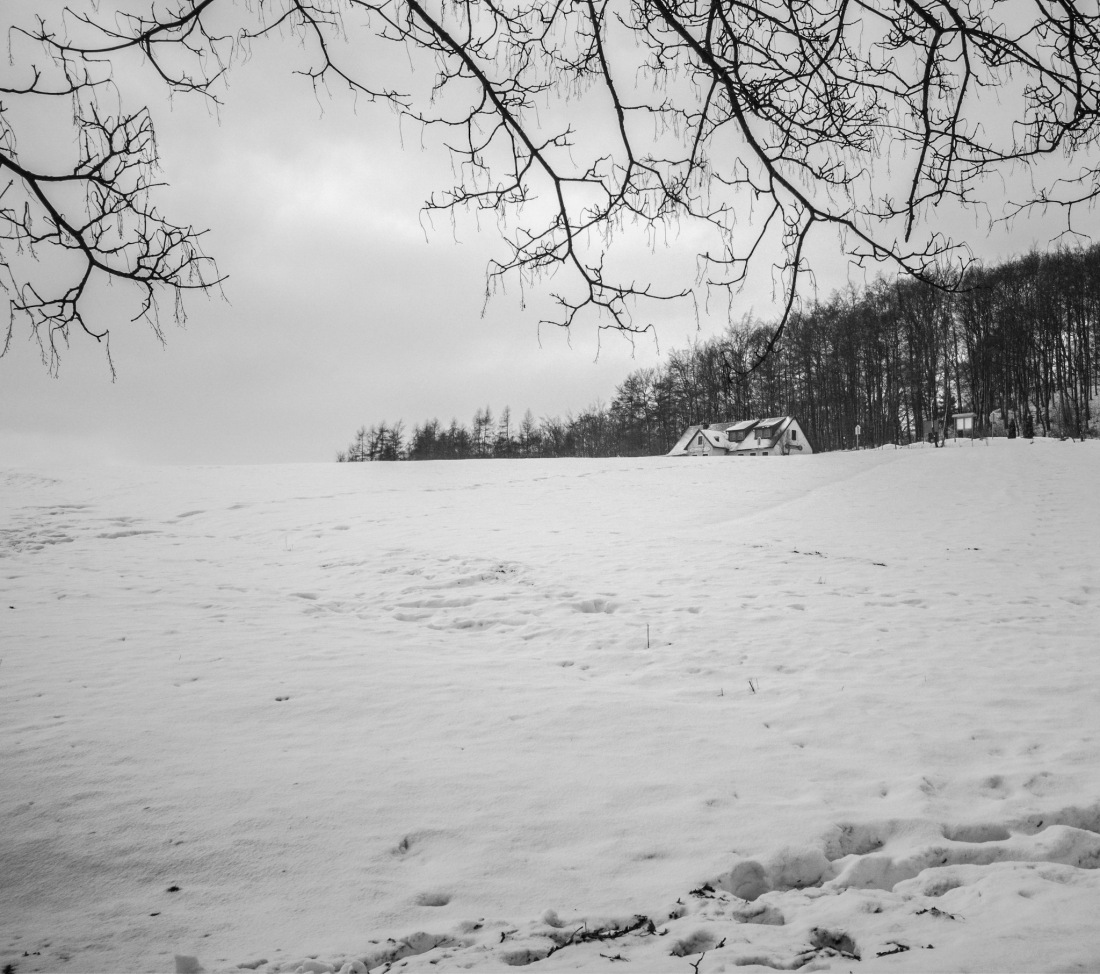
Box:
571;598;618;614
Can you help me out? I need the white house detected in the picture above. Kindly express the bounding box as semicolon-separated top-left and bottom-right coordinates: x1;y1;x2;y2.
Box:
726;419;759;446
734;416;812;455
668;417;812;456
667;423;735;456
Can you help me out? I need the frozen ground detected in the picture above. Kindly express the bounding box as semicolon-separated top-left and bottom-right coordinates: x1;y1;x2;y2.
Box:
2;441;1099;973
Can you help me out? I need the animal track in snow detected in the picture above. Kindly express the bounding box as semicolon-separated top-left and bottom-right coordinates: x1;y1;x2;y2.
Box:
396;596;479;610
368;555;625;635
669;929;719;956
356;932;471;970
0;503;96;555
941;823;1010;843
570;598;618;614
240;817;1100;974
284;556;546;634
814;806;1100;892
0;527;75;554
824;822;887;859
709;802;1100;915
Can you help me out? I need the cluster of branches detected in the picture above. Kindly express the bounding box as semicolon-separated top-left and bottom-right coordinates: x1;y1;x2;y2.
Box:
340;243;1100;459
1;6;227;373
9;0;1100;372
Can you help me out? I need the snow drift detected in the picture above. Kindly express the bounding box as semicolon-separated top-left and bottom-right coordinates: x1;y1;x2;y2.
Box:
2;441;1099;972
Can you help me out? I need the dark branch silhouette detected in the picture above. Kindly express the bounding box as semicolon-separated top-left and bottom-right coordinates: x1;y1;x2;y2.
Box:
5;0;1100;372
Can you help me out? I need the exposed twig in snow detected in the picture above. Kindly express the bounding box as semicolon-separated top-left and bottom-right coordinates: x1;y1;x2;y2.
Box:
916;906;959;920
877;942;911;957
545;916;654;959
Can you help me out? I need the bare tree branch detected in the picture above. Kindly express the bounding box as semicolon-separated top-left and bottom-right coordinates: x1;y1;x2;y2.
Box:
5;0;1100;372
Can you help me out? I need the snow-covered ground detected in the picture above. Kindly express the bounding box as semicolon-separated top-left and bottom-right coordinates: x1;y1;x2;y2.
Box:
3;441;1099;974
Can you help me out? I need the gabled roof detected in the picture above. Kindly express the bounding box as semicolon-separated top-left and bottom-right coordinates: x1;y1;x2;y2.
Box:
668;424;735;455
667;424;705;455
729;419;759;432
698;428;729;448
735;416;794;450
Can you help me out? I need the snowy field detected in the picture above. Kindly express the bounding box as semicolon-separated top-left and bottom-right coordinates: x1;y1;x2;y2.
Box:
3;441;1100;974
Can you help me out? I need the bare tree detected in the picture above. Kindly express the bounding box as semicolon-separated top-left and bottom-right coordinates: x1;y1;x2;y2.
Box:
495;405;514;456
518;408;537;456
6;0;1100;373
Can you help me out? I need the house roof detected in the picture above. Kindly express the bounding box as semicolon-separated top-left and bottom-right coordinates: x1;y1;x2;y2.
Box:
736;416;793;450
668;424;731;454
667;425;705;455
670;416;806;455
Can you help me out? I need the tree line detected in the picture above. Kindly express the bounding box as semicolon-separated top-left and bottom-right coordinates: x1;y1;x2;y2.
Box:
337;406;618;461
339;244;1100;461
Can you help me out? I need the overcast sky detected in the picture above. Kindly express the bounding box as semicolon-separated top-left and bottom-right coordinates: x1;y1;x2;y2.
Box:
2;3;1095;465
0;16;678;465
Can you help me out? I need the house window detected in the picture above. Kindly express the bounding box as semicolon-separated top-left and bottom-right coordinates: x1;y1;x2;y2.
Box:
791;429;798;440
697;435;703;445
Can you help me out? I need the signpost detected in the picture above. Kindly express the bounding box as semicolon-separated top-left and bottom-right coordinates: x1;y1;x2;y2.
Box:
855;424;861;449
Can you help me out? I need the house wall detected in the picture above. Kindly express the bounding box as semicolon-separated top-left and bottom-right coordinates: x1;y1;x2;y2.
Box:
784;421;813;454
735;420;813;455
685;433;721;455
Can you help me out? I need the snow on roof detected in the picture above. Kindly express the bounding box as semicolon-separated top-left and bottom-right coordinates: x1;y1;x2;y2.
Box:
667;424;704;454
671;417;802;454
